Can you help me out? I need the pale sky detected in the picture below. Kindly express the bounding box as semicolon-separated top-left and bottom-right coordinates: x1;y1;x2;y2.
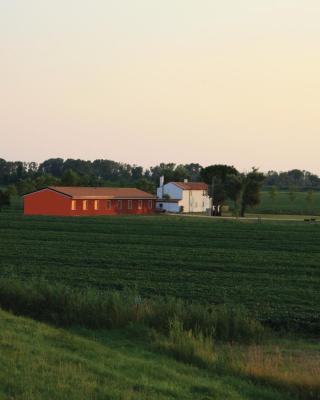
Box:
1;0;320;172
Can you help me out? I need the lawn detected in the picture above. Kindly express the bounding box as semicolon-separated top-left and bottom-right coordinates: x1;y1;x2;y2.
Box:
0;308;297;400
0;212;319;332
246;190;320;215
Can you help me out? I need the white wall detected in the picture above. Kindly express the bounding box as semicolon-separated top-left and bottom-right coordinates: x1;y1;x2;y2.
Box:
157;183;183;200
156;201;181;213
157;183;211;213
180;189;210;212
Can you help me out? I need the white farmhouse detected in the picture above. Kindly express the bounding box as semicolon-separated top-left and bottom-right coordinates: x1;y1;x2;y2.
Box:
156;179;211;213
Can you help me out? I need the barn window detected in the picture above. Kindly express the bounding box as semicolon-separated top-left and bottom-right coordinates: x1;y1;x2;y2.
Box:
82;200;88;210
128;200;132;209
117;200;122;209
138;200;142;209
94;200;99;210
106;200;112;210
71;200;76;211
148;200;153;209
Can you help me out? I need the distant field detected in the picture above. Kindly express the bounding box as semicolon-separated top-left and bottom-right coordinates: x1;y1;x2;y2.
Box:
246;190;320;215
0;212;319;332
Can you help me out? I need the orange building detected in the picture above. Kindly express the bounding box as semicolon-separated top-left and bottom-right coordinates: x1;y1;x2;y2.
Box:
23;186;156;216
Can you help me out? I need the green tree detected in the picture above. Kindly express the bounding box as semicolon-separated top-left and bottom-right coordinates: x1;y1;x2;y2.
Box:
136;177;156;194
269;186;278;203
200;165;239;216
288;186;297;203
0;190;10;211
225;174;243;216
61;169;80;186
240;168;265;217
16;179;36;195
6;184;18;196
306;190;315;214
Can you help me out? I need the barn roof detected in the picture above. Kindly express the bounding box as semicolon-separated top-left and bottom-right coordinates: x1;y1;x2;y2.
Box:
171;182;208;191
24;186;156;199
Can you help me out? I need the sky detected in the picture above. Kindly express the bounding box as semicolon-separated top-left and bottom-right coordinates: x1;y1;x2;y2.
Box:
1;0;320;172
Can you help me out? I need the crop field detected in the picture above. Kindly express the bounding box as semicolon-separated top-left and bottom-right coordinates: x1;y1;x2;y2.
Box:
245;190;320;215
0;212;319;332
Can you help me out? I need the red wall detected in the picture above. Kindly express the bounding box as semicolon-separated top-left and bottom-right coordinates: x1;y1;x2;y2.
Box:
24;189;155;216
24;189;72;216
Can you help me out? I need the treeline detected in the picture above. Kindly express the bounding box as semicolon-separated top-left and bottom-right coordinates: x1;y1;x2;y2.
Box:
264;169;320;190
1;158;320;196
0;158;202;195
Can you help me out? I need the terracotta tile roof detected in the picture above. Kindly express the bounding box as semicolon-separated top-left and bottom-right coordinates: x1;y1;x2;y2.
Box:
171;182;208;191
48;186;156;199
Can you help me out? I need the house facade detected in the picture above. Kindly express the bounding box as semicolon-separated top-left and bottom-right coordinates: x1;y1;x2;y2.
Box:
23;186;156;216
156;181;211;213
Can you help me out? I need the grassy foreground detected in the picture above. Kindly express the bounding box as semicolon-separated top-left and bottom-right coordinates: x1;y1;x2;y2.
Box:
0;279;319;400
0;308;298;400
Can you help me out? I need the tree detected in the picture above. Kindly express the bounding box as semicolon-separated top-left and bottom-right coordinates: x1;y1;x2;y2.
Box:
225;174;243;216
0;190;10;211
38;158;64;177
16;179;36;195
200;165;239;216
288;186;297;203
240;168;265;217
61;169;80;186
136;177;155;194
269;186;278;203
306;190;315;214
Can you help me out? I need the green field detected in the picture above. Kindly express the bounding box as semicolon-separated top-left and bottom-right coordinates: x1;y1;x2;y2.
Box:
245;190;320;215
0;212;319;332
0;308;296;400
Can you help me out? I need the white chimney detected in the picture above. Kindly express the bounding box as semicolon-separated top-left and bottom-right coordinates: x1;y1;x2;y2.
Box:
184;179;188;183
160;176;164;187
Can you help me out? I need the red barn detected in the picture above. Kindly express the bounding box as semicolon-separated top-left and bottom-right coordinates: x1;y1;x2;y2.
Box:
23;186;156;216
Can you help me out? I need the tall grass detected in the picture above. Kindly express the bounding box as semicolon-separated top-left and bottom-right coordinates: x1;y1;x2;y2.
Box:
154;318;216;368
0;278;265;343
224;345;320;400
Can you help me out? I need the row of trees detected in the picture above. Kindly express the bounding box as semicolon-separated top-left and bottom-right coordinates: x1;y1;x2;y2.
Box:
1;158;319;190
0;158;203;186
0;157;319;216
264;170;320;190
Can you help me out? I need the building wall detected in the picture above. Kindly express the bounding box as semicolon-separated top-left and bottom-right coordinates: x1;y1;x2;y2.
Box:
24;189;155;216
24;189;71;216
156;183;210;213
156;201;181;213
157;183;183;200
181;190;210;213
70;198;155;216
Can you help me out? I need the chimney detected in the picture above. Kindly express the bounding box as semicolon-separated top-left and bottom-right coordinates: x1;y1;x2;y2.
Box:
184;179;188;183
160;176;164;187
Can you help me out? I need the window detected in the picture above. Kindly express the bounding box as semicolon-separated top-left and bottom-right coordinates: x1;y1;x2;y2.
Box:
138;200;142;209
148;200;153;209
106;200;112;210
94;200;99;210
128;199;132;209
71;200;76;211
82;200;88;210
117;200;122;209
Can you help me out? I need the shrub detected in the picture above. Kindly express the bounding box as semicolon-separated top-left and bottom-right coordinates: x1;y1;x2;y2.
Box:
0;278;266;344
154;318;215;368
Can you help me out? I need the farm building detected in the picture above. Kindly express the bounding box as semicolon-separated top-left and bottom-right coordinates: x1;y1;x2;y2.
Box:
23;186;156;216
156;179;211;213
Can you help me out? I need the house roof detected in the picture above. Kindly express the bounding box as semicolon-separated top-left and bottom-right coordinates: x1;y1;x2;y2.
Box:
24;186;156;199
171;182;208;191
